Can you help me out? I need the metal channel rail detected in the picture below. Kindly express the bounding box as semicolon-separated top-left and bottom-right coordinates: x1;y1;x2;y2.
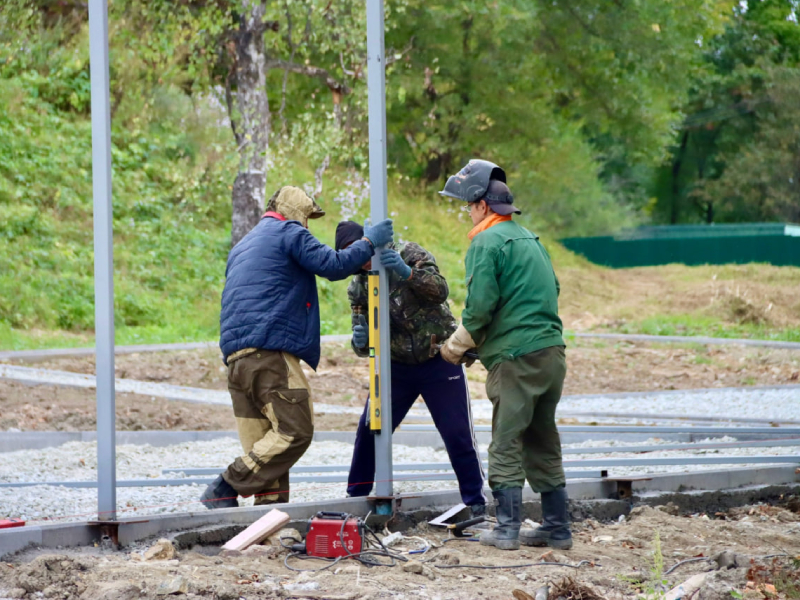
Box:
402;425;800;434
0;469;606;489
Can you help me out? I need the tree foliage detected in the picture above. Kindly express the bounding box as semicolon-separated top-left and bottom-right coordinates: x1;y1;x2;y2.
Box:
655;0;800;224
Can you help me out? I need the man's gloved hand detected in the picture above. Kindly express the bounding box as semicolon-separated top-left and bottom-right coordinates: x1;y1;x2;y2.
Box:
440;324;477;366
379;248;412;280
352;314;368;349
363;218;394;248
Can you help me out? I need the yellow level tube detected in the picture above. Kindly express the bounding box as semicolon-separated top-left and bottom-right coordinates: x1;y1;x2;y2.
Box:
367;271;382;431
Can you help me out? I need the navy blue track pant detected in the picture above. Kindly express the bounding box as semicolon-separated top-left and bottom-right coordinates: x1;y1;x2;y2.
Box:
346;354;486;507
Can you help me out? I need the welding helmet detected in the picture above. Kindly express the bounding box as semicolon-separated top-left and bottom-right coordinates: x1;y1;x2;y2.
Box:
438;159;507;203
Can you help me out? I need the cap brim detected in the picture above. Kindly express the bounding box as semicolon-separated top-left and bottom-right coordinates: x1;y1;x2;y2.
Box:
490;203;522;216
309;210;326;219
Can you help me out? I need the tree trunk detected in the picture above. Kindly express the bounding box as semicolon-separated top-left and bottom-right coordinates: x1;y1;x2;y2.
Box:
670;130;689;224
230;0;271;247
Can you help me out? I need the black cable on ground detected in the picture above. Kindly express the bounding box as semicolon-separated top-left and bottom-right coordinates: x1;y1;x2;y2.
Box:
664;553;791;576
436;560;597;570
663;557;711;575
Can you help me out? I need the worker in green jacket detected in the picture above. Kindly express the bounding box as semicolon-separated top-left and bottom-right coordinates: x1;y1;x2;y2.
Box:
438;159;571;551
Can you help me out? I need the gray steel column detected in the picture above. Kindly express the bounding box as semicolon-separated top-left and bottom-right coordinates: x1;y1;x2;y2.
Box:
366;0;393;498
88;0;116;521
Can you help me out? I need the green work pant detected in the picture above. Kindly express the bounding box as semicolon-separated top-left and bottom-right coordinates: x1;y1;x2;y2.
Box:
222;350;315;503
485;345;567;493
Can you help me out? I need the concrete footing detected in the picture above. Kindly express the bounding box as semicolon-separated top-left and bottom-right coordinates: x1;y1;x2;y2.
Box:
2;465;798;559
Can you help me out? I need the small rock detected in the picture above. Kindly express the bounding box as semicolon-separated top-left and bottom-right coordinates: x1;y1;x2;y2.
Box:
81;582;141;600
218;548;242;558
539;550;557;562
268;527;302;547
711;550;737;570
461;575;477;583
242;544;279;558
155;576;188;595
208;583;239;600
591;535;614;543
283;582;320;592
515;572;528;582
403;561;424;575
524;519;541;529
382;531;404;547
435;552;460;566
657;503;681;516
144;538;177;561
6;589;26;600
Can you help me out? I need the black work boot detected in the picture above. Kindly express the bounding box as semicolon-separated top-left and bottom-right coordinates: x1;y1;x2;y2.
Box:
519;486;572;549
479;488;521;550
200;475;239;510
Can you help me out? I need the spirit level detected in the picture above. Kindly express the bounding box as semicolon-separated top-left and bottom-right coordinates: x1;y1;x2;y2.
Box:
367;270;382;432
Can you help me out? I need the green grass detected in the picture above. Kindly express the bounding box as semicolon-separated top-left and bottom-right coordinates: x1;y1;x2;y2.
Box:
614;315;800;342
2;43;799;352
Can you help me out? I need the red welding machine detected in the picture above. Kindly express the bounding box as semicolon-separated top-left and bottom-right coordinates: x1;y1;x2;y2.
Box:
305;512;364;558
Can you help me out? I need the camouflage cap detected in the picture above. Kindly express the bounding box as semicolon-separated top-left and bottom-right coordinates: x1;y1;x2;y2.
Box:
274;186;326;222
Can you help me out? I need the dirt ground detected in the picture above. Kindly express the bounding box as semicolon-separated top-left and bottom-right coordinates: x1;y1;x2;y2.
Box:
556;262;800;333
1;339;798;432
2;502;799;599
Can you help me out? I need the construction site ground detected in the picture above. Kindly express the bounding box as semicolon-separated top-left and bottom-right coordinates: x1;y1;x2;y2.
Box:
1;338;799;432
1;503;800;599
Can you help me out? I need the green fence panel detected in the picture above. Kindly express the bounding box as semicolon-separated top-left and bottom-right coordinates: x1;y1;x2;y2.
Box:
560;224;800;268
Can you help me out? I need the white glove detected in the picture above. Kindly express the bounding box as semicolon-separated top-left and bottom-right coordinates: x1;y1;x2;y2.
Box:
440;324;477;366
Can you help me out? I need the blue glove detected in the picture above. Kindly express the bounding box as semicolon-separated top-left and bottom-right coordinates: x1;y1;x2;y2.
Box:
352;314;368;349
380;248;412;280
363;218;393;248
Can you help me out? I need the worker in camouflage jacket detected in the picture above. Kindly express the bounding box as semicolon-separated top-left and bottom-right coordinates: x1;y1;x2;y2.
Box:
335;221;486;517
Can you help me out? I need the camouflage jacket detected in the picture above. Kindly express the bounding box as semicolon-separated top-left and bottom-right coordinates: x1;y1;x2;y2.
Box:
348;242;457;365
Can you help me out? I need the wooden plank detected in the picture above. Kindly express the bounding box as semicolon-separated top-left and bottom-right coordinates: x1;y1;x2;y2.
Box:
222;508;290;552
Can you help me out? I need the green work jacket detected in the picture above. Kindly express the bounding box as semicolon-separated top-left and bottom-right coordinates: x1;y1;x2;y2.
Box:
462;220;564;371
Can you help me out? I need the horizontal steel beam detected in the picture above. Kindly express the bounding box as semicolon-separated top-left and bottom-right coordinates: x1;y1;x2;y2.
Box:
561;438;800;455
401;424;800;435
162;463;604;476
562;456;800;467
0;470;606;489
407;411;800;426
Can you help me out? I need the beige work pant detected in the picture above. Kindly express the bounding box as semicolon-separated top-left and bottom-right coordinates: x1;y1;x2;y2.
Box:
222;350;314;504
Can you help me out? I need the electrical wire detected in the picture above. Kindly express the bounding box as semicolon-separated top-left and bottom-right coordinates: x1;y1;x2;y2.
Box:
663;557;712;575
435;560;598;570
664;553;791;576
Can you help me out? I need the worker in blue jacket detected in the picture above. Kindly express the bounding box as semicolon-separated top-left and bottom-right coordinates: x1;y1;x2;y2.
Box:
201;186;393;509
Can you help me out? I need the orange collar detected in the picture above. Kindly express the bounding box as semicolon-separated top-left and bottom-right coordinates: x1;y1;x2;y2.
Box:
467;213;512;240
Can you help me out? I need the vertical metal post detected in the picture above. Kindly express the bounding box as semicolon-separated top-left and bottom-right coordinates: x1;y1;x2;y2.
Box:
88;0;116;521
366;0;393;499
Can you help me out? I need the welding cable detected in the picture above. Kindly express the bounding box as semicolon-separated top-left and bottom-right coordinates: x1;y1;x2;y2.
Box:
435;560;598;570
663;557;712;575
664;553;791;576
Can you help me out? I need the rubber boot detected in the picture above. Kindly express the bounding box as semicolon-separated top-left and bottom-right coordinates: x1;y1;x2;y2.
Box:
479;488;521;550
200;475;239;510
519;486;572;549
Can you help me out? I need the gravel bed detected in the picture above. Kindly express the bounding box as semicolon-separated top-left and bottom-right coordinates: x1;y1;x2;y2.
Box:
2;436;799;525
4;364;800;424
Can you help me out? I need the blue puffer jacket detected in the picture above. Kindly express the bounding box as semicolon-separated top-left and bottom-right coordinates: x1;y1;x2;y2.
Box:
220;216;373;369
